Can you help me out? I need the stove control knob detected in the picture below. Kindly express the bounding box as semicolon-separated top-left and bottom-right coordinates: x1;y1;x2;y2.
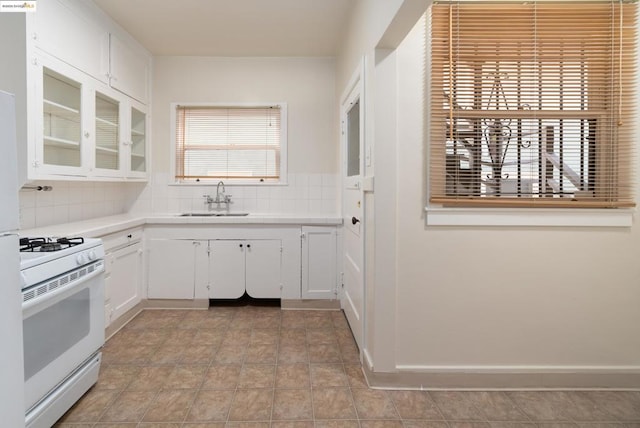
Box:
76;254;87;265
88;250;97;261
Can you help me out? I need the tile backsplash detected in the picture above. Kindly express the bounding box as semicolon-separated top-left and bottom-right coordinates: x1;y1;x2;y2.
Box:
18;172;340;229
128;172;340;216
19;181;144;230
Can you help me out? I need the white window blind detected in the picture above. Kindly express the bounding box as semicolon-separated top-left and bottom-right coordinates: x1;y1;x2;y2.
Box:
175;105;282;181
429;1;637;208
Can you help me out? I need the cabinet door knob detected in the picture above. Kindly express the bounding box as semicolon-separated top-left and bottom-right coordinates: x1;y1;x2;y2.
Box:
351;216;360;225
247;244;251;248
127;234;132;239
239;244;243;248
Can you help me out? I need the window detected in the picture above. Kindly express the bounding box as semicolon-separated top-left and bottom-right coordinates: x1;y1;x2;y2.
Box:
429;1;636;208
174;104;286;182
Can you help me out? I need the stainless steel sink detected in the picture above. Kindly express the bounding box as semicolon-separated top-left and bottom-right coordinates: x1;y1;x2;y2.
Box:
180;212;249;217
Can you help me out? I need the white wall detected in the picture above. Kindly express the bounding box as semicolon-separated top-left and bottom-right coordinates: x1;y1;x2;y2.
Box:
338;0;640;386
136;56;339;215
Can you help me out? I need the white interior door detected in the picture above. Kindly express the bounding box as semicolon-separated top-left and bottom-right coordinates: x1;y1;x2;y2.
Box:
341;67;365;352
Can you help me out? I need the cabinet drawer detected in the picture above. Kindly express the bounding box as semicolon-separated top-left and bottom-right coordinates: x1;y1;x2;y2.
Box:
101;227;143;252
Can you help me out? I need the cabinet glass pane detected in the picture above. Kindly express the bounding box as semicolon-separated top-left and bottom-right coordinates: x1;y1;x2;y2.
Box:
95;93;119;170
347;99;360;177
130;107;146;172
43;69;81;167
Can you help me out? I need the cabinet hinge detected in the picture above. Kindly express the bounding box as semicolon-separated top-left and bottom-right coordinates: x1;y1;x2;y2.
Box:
340;272;345;288
32;160;40;168
280;284;283;291
280;246;283;253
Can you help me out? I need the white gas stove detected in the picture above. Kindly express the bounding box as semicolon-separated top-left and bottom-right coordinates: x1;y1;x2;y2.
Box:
19;236;105;428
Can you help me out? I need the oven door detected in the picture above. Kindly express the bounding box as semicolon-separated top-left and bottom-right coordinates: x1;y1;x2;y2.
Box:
23;260;105;412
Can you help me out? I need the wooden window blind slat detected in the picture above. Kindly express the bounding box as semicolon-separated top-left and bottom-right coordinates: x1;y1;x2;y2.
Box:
429;1;637;208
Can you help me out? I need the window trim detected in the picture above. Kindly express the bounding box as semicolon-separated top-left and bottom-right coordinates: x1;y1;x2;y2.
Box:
170;101;288;185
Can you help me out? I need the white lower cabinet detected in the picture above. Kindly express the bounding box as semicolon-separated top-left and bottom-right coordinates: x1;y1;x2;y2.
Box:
209;240;282;299
301;226;338;299
102;227;143;327
146;239;208;299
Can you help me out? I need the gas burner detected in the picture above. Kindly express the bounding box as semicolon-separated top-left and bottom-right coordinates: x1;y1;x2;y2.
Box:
20;237;85;253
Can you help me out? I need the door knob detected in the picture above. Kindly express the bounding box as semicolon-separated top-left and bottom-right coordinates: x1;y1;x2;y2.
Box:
351;216;360;225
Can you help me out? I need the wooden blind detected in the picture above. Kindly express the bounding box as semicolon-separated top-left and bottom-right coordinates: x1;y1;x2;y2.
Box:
430;1;637;208
175;105;281;181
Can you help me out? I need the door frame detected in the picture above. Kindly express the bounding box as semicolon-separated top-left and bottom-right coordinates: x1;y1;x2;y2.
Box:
340;58;366;355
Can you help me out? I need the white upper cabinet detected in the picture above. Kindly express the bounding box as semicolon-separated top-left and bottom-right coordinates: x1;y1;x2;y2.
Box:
0;0;152;181
32;0;110;84
109;34;149;104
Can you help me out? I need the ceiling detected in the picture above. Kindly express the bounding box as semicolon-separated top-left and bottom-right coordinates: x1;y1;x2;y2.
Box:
93;0;357;57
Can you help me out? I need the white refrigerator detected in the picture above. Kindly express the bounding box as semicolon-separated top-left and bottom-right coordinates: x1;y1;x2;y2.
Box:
0;90;26;428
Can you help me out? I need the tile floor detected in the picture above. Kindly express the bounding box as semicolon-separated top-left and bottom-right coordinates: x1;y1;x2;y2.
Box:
55;304;640;427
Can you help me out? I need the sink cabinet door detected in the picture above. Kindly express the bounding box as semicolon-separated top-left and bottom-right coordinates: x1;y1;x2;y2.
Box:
209;240;246;299
147;239;204;299
245;240;282;299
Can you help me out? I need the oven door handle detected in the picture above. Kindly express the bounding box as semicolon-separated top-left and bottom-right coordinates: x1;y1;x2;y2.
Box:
22;263;104;317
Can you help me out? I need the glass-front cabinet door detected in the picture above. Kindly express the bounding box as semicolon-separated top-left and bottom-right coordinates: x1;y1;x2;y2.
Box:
94;92;120;172
129;106;146;175
42;68;82;169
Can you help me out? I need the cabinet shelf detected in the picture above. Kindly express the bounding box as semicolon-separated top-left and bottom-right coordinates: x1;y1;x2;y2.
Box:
44;135;80;148
43;99;80;122
131;152;145;158
131;129;145;137
96;145;118;155
96;116;118;129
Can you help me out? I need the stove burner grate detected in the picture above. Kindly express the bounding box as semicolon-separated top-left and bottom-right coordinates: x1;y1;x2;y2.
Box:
20;237;85;253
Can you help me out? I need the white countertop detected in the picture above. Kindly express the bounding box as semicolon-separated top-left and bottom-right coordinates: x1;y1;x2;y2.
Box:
19;213;343;238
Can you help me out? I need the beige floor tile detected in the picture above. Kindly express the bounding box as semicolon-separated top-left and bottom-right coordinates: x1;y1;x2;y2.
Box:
306;328;338;345
147;344;184;365
162;329;197;346
430;391;487;421
193;329;226;345
246;343;278;363
281;312;307;329
388;390;443;420
186;389;235;422
181;422;225;427
343;364;367;388
465;392;530;422
279;344;309;363
272;389;313;420
270;421;315;428
138;423;181;428
312;387;357;419
275;363;311;388
280;329;307;346
99;390;156;423
308;343;342;363
338;341;360;363
95;365;139;390
238;364;276;388
310;363;348;387
142;389;197;422
251;328;280;345
226;422;271;428
575;392;640;422
215;344;248;364
359;420;404;428
222;329;252;346
351;388;399;420
164;365;207;389
201;364;242;389
314;421;360;428
181;344;218;364
228;389;275;421
304;312;333;328
102;344;156;365
57;389;120;423
126;366;173;391
506;392;576;422
401;421;450;428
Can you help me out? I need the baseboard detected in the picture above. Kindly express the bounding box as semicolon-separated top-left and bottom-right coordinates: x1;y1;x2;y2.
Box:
363;364;640;390
281;299;341;310
144;299;209;309
105;302;144;340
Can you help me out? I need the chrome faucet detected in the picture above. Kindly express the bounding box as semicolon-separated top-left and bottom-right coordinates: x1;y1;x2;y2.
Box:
203;181;232;211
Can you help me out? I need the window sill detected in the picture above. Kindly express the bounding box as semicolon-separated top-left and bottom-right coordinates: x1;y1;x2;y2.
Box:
424;206;634;227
